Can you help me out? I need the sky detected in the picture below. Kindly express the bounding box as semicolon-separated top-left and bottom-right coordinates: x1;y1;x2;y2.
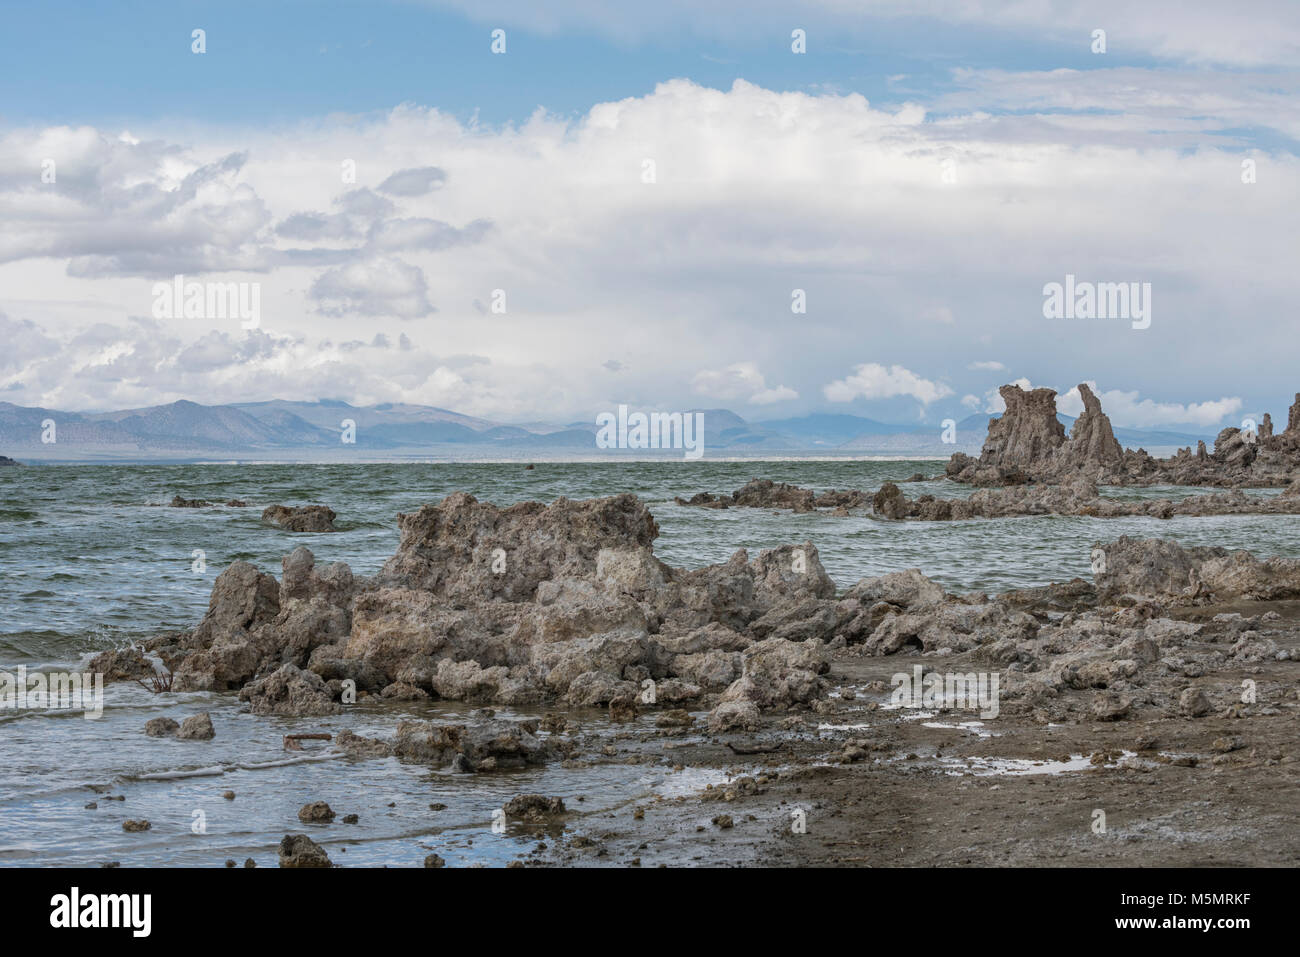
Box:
0;0;1297;431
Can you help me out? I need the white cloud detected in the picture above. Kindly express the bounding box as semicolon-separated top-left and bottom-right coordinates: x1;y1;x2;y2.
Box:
823;363;953;405
377;166;448;196
1;71;1297;417
750;385;799;405
692;362;797;405
968;360;1005;372
310;256;436;318
0;314;572;418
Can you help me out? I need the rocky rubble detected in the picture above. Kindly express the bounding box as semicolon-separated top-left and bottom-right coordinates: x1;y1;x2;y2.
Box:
870;479;1300;521
836;535;1299;725
682;474;1300;522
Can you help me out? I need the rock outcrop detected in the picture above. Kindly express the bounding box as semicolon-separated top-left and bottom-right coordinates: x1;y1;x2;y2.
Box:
1054;383;1123;473
135;487;1300;749
262;504;337;532
977;385;1066;472
676;479;868;512
948;382;1300;488
681;471;1300;522
866;480;1300;521
144;493;852;738
1091;536;1300;605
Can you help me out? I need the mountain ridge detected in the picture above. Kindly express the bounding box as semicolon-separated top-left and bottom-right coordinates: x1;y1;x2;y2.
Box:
0;399;1215;462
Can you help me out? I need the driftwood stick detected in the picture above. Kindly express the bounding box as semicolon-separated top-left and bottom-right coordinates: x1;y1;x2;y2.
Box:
726;741;789;755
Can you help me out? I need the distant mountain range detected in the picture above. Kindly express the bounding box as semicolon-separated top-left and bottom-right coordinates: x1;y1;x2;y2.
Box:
0;399;1212;463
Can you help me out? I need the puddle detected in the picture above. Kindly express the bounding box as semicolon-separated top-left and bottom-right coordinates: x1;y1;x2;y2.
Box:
921;720;999;738
938;749;1139;776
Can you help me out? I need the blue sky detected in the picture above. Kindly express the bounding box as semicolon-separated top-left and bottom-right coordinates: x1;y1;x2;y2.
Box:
3;0;1176;129
1;1;1298;430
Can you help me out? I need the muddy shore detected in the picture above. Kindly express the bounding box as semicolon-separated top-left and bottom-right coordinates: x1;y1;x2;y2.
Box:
523;627;1299;867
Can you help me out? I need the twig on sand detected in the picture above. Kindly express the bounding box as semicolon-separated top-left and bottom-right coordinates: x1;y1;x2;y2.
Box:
726;741;789;755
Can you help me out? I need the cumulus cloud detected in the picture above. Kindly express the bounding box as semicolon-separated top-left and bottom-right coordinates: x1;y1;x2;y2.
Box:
377;166;448;196
0;313;60;372
1;66;1296;421
824;363;953;405
0;134;272;277
366;217;492;252
309;256;436;318
692;362;798;405
274;188;394;242
0;314;551;416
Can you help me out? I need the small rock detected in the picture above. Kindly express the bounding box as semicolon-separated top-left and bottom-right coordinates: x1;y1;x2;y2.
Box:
144;717;179;737
1092;695;1131;722
278;834;331;868
176;712;215;740
503;794;567;821
608;694;638;722
655;709;694;728
298;801;336;823
1180;687;1211;717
